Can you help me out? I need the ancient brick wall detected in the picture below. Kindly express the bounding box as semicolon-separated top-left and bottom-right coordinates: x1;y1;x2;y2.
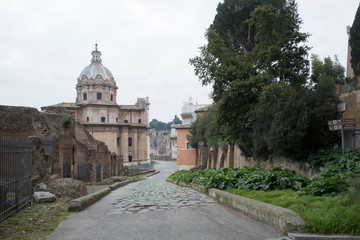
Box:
0;105;116;184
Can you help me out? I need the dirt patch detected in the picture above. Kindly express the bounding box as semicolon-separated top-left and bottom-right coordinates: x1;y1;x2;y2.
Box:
0;197;69;240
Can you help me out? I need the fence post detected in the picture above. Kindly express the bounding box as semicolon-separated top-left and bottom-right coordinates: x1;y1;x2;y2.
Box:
15;139;19;207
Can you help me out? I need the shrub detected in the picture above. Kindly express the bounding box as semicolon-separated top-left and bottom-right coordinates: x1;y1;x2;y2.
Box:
171;165;308;191
62;115;71;128
298;169;351;196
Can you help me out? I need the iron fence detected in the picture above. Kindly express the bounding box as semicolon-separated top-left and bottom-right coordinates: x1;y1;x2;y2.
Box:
124;161;154;176
0;137;32;222
77;162;90;182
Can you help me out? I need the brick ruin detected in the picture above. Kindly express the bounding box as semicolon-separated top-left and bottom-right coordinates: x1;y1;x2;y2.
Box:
0;105;122;185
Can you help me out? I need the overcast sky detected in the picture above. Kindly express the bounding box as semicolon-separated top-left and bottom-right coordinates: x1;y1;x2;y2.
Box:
0;0;358;123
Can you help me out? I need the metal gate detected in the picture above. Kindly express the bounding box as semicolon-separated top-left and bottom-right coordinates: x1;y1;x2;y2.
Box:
40;137;53;174
63;160;68;178
77;162;90;182
96;164;101;183
0;137;32;222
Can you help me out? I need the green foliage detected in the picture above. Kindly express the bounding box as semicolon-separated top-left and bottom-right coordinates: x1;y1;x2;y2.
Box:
307;149;360;173
299;150;360;196
187;106;220;147
311;54;345;85
210;0;286;55
247;0;310;86
225;189;360;235
171;165;308;191
298;170;351;196
62;115;71;128
350;4;360;76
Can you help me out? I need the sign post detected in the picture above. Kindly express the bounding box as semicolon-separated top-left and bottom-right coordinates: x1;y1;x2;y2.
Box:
328;118;356;155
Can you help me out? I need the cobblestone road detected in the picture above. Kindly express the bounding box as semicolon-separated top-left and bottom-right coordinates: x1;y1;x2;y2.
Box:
108;169;213;215
48;161;281;240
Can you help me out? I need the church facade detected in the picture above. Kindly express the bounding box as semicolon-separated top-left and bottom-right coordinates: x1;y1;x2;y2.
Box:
43;44;150;168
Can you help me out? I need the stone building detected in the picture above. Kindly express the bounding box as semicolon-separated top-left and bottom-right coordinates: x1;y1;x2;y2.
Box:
43;44;150;167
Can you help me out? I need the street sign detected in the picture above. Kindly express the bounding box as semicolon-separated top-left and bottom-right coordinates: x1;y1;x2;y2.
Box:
341;118;356;130
328;118;356;131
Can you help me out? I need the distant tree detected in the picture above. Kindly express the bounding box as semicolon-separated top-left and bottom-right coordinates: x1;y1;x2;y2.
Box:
172;115;182;125
311;54;345;85
350;4;360;76
149;119;167;131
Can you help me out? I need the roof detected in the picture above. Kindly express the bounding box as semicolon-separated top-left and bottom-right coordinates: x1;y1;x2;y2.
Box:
195;104;212;113
78;44;114;81
175;124;192;129
41;102;77;109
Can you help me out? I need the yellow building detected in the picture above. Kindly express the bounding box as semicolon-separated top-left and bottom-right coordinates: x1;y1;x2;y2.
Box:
44;44;150;166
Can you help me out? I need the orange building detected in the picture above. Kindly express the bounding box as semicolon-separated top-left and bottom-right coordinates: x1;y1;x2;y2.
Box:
175;125;196;170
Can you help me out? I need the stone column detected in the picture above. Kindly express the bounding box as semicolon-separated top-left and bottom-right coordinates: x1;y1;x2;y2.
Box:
120;127;129;163
132;128;138;161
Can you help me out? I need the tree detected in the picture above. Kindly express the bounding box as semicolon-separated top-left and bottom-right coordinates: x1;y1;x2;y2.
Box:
188;106;219;148
350;4;360;76
210;0;286;55
247;1;310;86
311;54;345;85
190;0;342;159
172;115;182;125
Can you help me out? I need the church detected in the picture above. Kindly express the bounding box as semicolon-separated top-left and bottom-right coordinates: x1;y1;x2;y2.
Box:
43;44;150;167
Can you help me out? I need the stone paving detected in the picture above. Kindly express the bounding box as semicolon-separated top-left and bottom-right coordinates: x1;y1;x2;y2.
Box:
107;172;213;215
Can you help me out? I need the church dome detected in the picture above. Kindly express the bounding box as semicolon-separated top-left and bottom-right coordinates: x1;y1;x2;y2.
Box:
78;44;114;81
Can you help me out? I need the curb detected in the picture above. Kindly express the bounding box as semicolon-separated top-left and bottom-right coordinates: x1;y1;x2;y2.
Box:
166;179;305;233
68;171;160;212
287;233;360;240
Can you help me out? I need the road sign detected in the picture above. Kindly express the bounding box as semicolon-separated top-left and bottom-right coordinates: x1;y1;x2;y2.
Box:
328;118;356;131
341;118;356;130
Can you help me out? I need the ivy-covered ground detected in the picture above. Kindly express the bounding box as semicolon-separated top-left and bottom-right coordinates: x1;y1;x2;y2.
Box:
169;151;360;235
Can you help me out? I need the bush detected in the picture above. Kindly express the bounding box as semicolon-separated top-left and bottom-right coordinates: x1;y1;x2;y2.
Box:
298;169;351;196
62;115;71;128
171;165;308;191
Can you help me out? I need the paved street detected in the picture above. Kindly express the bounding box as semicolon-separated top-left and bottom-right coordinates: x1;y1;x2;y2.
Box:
48;161;281;240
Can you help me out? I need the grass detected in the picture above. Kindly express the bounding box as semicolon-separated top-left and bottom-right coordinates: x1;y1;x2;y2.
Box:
0;200;69;240
225;188;360;235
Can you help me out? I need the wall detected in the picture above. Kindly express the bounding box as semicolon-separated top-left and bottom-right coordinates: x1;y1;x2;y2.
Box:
176;127;196;170
0;105;116;184
339;86;360;151
197;144;318;179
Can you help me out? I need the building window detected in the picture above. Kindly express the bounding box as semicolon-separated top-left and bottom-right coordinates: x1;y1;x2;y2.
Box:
110;94;113;101
128;155;133;162
117;137;120;147
138;119;141;123
83;93;87;100
101;117;106;123
128;137;132;147
186;141;191;150
86;117;89;122
97;92;102;100
124;120;128;123
116;117;118;122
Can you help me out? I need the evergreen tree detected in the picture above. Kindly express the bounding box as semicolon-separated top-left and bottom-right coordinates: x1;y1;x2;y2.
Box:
350;4;360;76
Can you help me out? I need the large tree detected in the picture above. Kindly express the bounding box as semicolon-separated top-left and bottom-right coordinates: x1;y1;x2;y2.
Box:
190;0;341;159
350;4;360;76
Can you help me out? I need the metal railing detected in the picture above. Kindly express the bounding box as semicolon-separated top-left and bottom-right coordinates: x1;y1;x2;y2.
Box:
341;79;359;93
124;161;154;176
0;137;32;222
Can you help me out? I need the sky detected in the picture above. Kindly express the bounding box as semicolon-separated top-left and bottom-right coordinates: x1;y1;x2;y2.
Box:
0;0;358;123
